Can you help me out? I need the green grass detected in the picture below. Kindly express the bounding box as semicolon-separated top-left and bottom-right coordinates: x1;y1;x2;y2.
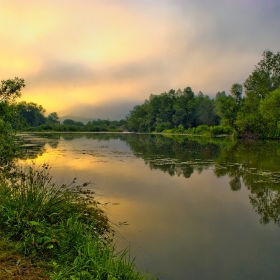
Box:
0;164;156;279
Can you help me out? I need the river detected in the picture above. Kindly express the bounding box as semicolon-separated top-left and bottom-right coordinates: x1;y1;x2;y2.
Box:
20;133;280;280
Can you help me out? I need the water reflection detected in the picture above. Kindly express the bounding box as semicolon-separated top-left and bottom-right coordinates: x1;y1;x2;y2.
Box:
19;133;60;159
19;133;280;228
19;133;280;279
250;188;280;225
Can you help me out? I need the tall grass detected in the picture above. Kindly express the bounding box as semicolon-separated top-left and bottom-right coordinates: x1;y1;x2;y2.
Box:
0;164;156;279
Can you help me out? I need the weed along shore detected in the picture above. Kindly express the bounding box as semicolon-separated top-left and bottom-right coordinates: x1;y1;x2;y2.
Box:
0;164;155;279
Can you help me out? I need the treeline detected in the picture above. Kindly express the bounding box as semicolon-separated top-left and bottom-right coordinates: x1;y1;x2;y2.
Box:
14;102;125;132
0;78;126;164
1;49;279;140
126;50;280;138
25;117;126;132
126;87;220;132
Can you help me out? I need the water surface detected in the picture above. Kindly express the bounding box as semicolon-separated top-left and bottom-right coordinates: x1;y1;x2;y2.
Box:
20;133;280;280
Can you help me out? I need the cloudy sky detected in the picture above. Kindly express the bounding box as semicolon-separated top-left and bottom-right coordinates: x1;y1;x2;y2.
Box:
1;0;280;120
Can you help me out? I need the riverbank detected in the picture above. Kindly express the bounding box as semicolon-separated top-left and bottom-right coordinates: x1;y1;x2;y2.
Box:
0;164;154;279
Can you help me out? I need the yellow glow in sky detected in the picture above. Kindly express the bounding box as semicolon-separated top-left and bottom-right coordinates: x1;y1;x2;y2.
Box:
0;0;279;119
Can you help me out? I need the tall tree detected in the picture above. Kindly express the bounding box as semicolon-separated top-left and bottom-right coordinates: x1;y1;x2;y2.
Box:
244;50;280;99
235;50;280;137
230;83;243;104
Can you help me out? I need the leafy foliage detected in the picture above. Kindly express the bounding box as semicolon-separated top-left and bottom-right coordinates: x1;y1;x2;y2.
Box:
17;101;46;127
0;77;25;103
215;50;280;138
47;112;60;125
0;78;25;167
126;88;219;132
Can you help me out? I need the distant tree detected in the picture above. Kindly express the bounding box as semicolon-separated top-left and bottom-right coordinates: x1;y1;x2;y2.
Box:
47;112;60;125
230;83;243;104
126;103;149;132
63;119;75;125
17;101;46;127
126;87;219;132
215;90;241;128
172;87;196;128
75;121;84;127
194;93;218;126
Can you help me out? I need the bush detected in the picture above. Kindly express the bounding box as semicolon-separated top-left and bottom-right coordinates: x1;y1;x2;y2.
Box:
195;125;210;134
210;125;234;136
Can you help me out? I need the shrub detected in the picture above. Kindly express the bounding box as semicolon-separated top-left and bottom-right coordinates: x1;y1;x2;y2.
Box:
195;125;210;134
210;125;234;136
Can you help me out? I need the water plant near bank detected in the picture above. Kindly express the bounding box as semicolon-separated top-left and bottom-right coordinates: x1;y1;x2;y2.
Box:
0;163;155;279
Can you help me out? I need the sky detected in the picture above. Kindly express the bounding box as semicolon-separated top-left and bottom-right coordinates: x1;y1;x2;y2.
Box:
1;0;280;120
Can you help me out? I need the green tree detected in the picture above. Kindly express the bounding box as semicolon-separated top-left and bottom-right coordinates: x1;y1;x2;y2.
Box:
47;112;60;125
63;119;75;125
0;77;25;165
17;102;46;127
172;87;196;128
235;50;280;137
260;88;280;134
126;102;149;132
0;77;25;102
194;92;218;126
235;97;265;137
230;83;243;104
244;50;280;99
215;90;241;129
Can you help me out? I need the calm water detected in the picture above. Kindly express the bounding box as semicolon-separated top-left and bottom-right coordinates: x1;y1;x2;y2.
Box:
20;133;280;280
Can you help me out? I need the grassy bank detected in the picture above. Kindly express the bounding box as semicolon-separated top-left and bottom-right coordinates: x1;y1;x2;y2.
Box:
0;164;154;279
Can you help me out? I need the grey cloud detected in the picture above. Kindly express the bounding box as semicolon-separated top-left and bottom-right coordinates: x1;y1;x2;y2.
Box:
26;0;280;106
27;59;96;88
173;0;280;52
27;57;170;89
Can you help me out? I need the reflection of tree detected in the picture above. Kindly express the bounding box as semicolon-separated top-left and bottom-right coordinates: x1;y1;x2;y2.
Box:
211;139;280;225
19;134;59;160
250;188;280;225
229;176;242;191
126;134;280;226
47;138;60;149
20;132;280;226
125;134;221;179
